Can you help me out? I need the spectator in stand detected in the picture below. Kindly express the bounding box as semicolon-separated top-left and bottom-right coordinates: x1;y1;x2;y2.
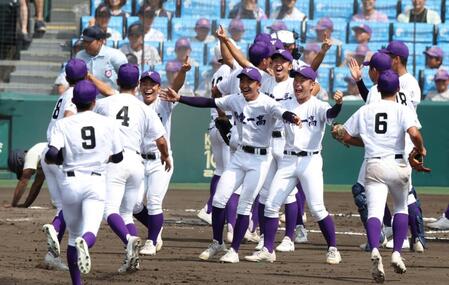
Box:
352;23;372;44
343;76;363;101
270;0;306;21
313;17;342;46
171;38;199;67
302;43;320;65
89;3;123;41
19;0;46;45
349;44;371;66
424;46;444;69
138;4;165;42
426;69;449;101
120;23;161;66
190;18;215;44
228;19;246;46
352;0;388;22
144;0;173;18
228;0;267;20
76;25;128;90
398;0;441;24
266;20;288;34
105;0;129;18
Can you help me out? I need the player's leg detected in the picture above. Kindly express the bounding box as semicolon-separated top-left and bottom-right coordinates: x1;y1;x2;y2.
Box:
225;192;239;243
278;195;297;252
132;176;148;228
295;183;308;243
246;196;260;242
427;203;449;229
407;185;426;251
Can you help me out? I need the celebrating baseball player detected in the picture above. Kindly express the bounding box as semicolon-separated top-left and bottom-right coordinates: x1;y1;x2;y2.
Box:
245;66;343;264
46;80;124;285
94;63;170;273
339;70;427;283
161;67;301;263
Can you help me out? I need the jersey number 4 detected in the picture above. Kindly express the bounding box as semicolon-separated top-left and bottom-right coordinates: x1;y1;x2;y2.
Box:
374;113;388;134
81;126;96;149
116;106;130;127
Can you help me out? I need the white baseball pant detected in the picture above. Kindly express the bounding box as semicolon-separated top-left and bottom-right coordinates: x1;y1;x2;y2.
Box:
209;127;231;176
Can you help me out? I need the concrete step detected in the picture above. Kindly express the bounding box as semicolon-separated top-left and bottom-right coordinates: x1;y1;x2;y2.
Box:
10;72;57;85
50;8;76;23
52;0;87;9
0;82;53;95
20;50;69;63
0;60;62;73
28;40;70;53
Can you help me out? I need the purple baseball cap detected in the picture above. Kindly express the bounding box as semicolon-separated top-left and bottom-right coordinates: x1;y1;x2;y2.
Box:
229;19;244;32
377;69;400;93
379;40;409;59
363;52;392;71
65;58;87;81
290;66;317;81
424;46;444;58
175;37;191;50
72;80;99;104
271;49;294;62
268;21;288;32
249;42;271;63
355;44;370;56
165;60;182;72
304;43;321;53
195;18;211;29
118;63;140;87
315;17;333;31
270;38;284;50
237;67;262;82
140;70;161;84
253;33;272;45
352;24;372;35
434;69;449;81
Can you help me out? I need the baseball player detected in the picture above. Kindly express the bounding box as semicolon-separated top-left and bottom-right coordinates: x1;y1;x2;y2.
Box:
46;80;124;285
340;70;426;283
427;204;449;230
94;63;170;273
161;67;302;263
245;66;343;264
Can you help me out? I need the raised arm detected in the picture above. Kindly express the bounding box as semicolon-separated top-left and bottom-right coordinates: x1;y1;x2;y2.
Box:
216;26;252;68
311;32;332;71
87;73;116;97
171;56;191;93
347;58;369;101
326;91;343;119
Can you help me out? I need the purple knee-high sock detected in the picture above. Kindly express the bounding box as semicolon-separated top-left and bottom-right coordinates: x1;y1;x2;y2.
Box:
250;197;259;232
366;217;382;249
206;175;221;214
53;211;66;242
285;202;298;240
126;223;138;236
67;246;82;285
107;213;129;245
212;206;226;243
148;213;164;245
225;193;239;229
408;202;420;240
133;206;149;229
82;232;96;248
393;213;409;253
445;204;449;219
231;214;250;252
258;203;266;235
296;185;306;226
264;217;279;253
318;215;337;248
383;205;392;227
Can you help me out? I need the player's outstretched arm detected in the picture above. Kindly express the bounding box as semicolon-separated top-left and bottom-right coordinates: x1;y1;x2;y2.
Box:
326;90;343;119
311;31;332;71
87;72;116;96
6;169;33;207
160;88;217;108
282;111;302;127
20;168;45;208
171;56;191;93
155;136;172;171
217;25;252;68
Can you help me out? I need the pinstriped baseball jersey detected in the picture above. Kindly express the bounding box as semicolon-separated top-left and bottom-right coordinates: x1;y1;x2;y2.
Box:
216;67;272;95
210;64;233;129
46;87;77;142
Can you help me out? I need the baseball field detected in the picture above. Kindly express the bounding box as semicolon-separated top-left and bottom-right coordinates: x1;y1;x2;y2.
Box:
1;183;448;285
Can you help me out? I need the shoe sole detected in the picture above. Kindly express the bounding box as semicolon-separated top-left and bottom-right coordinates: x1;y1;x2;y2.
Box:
276;246;295;252
75;238;91;274
244;256;275;263
197;212;212;225
391;262;406;274
128;238;142;271
43;225;60;257
371;257;385;283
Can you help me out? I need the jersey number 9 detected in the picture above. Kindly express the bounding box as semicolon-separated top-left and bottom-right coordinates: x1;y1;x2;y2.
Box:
81;126;96;149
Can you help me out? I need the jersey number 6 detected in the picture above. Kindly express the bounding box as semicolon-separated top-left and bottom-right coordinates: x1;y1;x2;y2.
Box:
374;113;388;134
81;126;96;149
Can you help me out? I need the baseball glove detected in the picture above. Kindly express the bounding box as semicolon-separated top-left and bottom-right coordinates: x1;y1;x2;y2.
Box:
214;116;232;146
408;148;431;173
331;123;349;148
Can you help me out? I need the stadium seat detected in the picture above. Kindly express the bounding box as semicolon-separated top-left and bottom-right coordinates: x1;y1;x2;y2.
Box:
392;22;435;44
316;66;332;92
305;18;347;44
311;0;356;20
181;0;222;18
357;0;399;21
437;23;449;43
117;39;161;54
404;42;429;75
215;18;258;44
80;15;124;39
340;42;383;64
437;43;449;66
172;17;217;42
269;0;310;19
90;0;133;16
260;19;303;35
419;68;438;96
126;16;169;39
348;21;391;43
162;41;206;65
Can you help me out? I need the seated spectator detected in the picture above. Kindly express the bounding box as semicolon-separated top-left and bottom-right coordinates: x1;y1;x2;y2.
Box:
343;76;363;100
352;23;372;44
144;0;172;18
313;17;342;46
426;69;449;101
173;38;199;67
348;44;371;66
302;43;320;65
228;19;246;45
228;0;267;20
397;0;441;24
424;46;444;69
89;3;123;41
138;4;164;42
165;60;194;96
270;0;306;21
104;0;129;18
191;18;215;44
352;0;388;22
119;23;161;66
267;20;288;33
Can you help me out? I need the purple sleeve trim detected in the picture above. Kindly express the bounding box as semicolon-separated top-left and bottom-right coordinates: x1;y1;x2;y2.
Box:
356;79;369;102
326;104;342;119
179;96;217;108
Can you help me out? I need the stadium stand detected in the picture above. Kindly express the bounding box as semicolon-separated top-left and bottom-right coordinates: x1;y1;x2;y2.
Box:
348;21;391;43
420;68;438;96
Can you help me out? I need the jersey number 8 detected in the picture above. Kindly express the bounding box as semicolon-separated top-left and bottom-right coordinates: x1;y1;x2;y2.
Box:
81;126;96;149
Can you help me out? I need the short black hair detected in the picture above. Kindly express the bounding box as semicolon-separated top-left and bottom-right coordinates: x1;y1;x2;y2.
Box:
75;102;93;112
399;56;407;66
117;79;138;90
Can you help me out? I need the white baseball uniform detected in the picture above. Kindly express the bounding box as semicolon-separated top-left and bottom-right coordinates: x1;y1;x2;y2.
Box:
48;110;123;246
94;93;166;225
264;96;334;222
344;100;420;222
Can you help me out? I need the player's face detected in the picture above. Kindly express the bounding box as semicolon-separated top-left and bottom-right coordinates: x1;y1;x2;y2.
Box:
354;29;370;44
83;39;104;56
282;0;296;9
107;0;122;9
435;79;448;93
239;75;260;101
426;56;442;69
293;75;314;103
140;78;161;105
271;55;292;82
195;27;210;41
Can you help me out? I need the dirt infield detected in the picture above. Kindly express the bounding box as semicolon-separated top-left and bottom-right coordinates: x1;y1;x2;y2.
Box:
0;187;448;285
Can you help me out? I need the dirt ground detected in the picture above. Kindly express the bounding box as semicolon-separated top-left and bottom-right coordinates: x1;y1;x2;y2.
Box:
0;187;448;285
